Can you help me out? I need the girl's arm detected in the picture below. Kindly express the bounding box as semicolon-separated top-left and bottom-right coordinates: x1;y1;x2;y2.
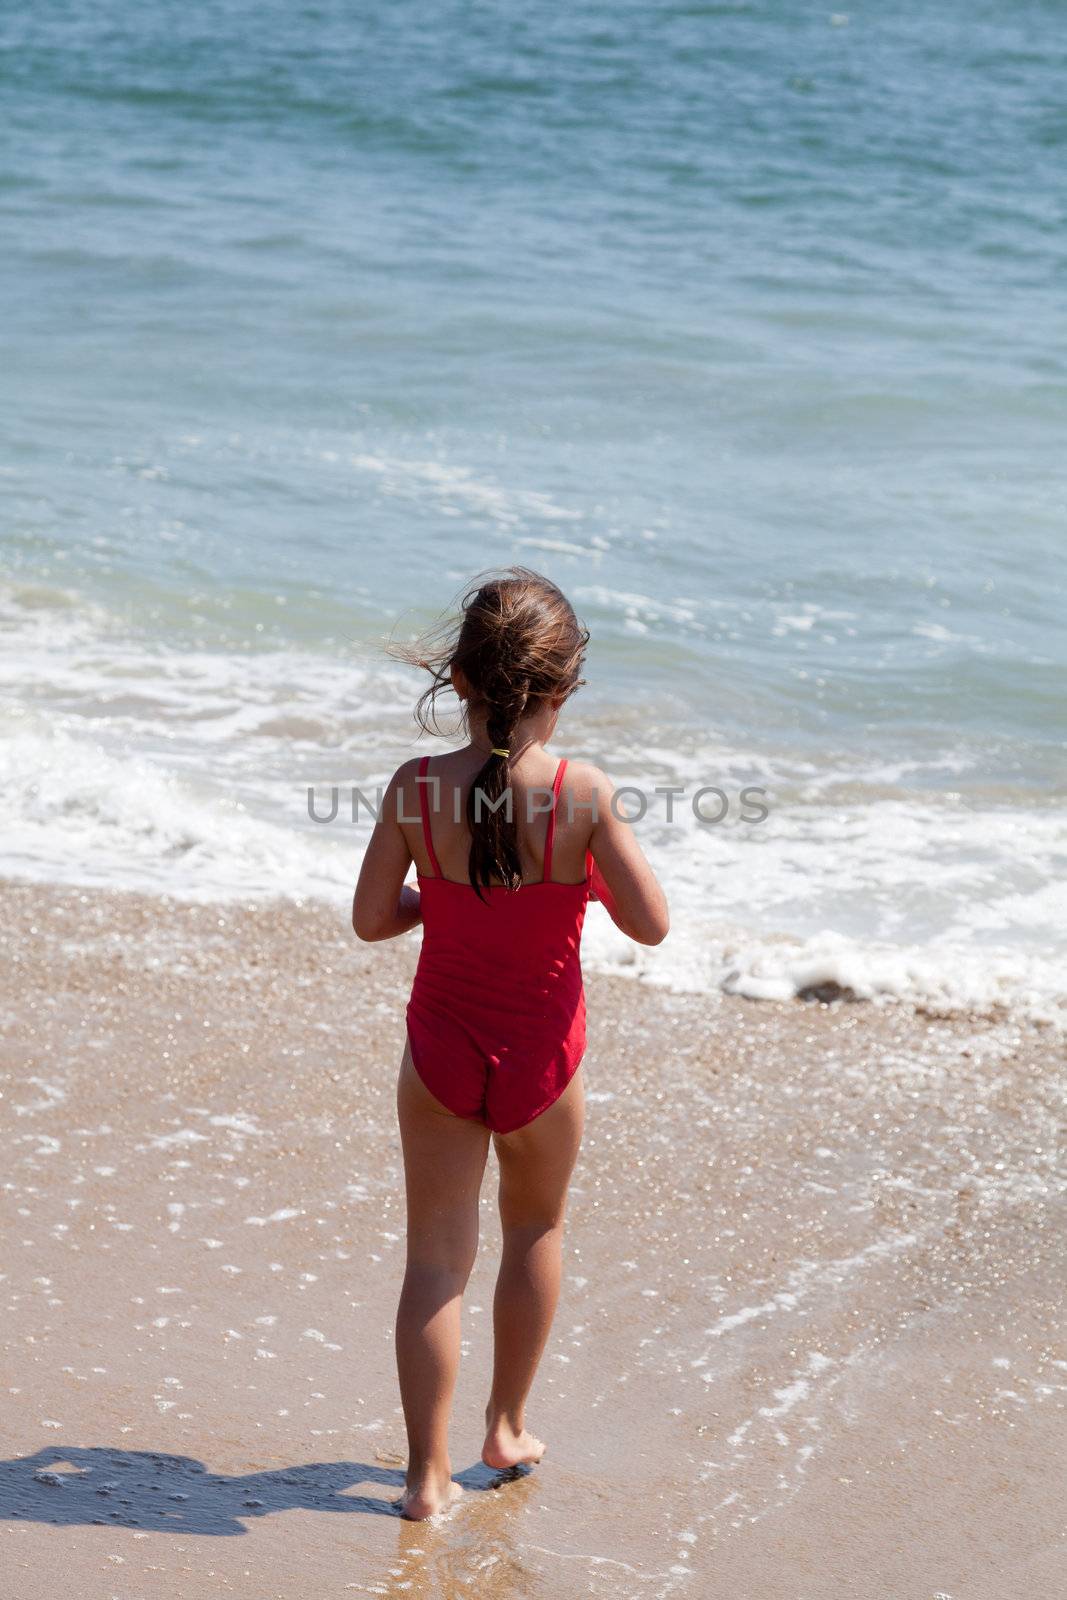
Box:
583;765;669;946
352;763;423;942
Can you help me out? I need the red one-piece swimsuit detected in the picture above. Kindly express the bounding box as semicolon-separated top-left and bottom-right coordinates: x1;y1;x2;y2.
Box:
405;754;592;1134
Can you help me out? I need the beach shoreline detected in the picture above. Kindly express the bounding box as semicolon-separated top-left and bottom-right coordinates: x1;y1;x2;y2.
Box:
1;876;1063;1596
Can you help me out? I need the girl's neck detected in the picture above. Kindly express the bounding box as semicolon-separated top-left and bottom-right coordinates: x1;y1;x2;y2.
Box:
465;709;557;758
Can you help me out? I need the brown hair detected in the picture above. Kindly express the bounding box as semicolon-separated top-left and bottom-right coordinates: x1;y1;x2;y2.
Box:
389;567;589;898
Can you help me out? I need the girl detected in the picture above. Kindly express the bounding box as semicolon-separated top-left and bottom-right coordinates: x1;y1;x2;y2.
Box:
352;567;669;1521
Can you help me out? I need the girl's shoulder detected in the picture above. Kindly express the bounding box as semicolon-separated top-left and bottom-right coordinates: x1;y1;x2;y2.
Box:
389;751;466;781
386;756;424;795
556;757;613;800
383;758;433;826
387;752;471;814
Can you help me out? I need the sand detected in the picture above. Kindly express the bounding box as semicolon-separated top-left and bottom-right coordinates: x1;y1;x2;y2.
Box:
1;879;1064;1598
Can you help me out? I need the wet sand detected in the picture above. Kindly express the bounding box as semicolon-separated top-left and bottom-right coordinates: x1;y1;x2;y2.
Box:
1;879;1064;1598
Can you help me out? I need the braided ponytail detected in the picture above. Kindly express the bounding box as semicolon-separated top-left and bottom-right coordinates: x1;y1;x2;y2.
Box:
466;671;529;894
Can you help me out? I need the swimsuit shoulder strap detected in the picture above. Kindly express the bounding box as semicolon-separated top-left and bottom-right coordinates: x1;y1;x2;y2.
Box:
542;758;568;884
417;755;442;879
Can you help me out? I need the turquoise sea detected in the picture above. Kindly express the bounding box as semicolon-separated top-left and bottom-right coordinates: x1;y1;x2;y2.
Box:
2;0;1065;1017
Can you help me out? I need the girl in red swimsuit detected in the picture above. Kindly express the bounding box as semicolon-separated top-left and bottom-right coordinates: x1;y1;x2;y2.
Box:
353;567;669;1521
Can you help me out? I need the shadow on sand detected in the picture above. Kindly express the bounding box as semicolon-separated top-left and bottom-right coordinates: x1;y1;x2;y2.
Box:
0;1445;520;1536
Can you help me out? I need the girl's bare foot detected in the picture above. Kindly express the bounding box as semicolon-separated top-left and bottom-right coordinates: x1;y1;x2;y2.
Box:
397;1469;463;1521
482;1411;547;1472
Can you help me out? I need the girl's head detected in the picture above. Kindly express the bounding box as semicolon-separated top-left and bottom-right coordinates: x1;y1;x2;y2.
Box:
393;567;589;895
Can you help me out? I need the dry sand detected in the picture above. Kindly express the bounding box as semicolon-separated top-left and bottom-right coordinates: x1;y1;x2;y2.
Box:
1;879;1064;1598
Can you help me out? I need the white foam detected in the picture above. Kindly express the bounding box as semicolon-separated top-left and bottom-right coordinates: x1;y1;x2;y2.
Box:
348;451;582;527
0;720;354;901
147;1130;210;1149
580;790;1067;1028
1;585;1063;1028
572;584;702;631
713;927;1067;1026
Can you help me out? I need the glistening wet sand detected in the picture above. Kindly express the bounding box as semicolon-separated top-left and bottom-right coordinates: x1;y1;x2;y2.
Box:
1;881;1064;1597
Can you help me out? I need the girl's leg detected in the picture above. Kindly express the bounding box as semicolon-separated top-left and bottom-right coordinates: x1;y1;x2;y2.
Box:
483;1066;585;1470
395;1043;490;1519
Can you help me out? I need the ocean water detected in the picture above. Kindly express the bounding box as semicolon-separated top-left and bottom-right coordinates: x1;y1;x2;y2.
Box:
1;0;1065;1021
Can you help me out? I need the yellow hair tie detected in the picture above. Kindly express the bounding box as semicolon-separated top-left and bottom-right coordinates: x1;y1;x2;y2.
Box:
490;747;510;758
